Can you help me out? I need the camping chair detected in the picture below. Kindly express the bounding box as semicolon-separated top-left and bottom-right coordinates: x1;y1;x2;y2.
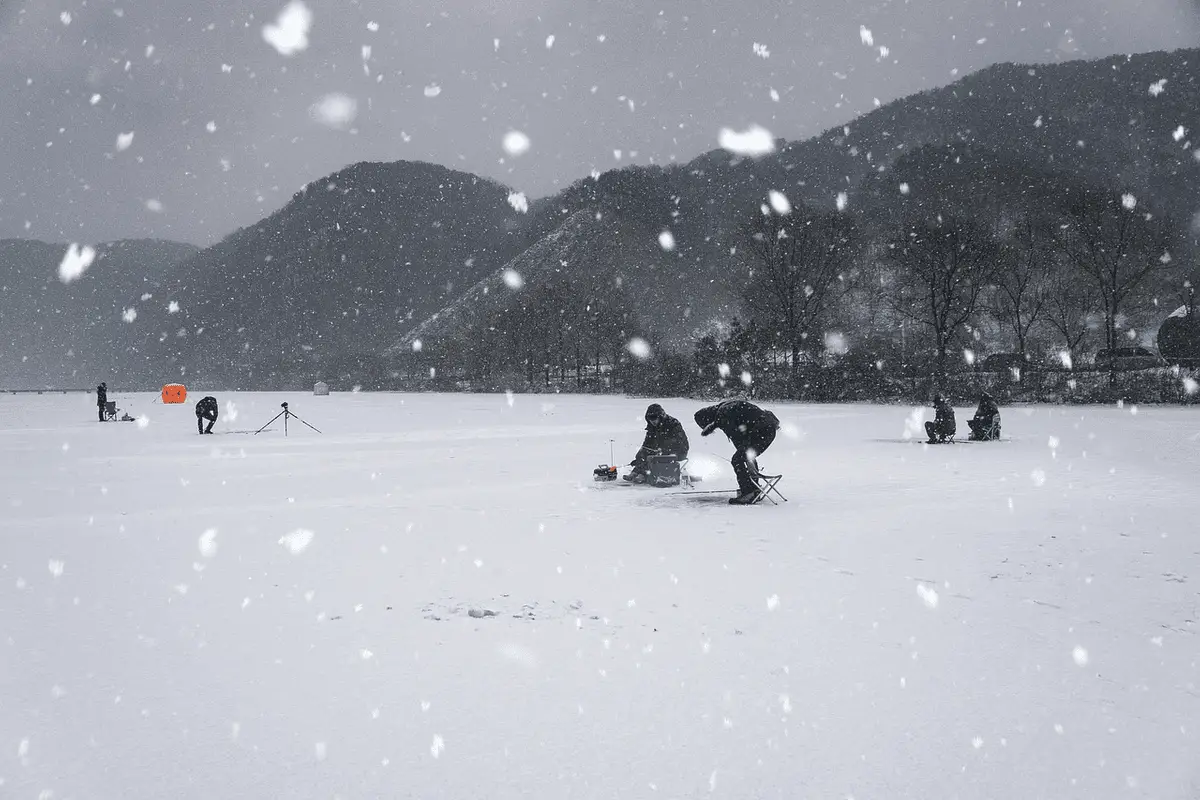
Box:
647;454;686;488
104;401;117;421
968;417;1001;441
747;462;787;505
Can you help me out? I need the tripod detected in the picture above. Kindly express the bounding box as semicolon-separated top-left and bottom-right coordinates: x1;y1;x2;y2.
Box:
254;402;322;436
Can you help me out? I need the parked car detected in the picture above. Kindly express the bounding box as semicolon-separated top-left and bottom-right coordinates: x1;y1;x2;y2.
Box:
1093;346;1166;370
980;353;1031;372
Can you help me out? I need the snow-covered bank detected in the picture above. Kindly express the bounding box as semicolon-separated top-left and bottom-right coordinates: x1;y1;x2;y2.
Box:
2;393;1197;798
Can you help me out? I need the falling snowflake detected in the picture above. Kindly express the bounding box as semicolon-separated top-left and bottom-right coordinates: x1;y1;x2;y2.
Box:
145;199;163;213
1183;377;1199;395
506;192;528;213
769;87;780;102
1058;350;1073;369
411;339;423;352
740;370;753;386
1030;468;1047;487
627;337;652;360
899;182;910;195
1148;79;1167;96
768;190;791;215
90;94;102;105
502;269;524;289
963;348;976;366
279;528;315;555
752;42;770;59
658;230;676;251
58;244;96;284
430;734;445;758
1172;125;1187;142
309;93;358;129
916;583;939;608
262;1;312;56
766;594;780;611
116;132;135;151
717;124;774;156
835;192;848;211
859;25;873;46
545;34;555;49
1121;193;1137;210
423;84;441;98
367;20;378;31
502;130;531;157
1071;645;1089;666
168;300;180;313
824;331;849;356
122;308;138;323
717;363;731;378
60;11;72;25
198;529;218;558
314;742;327;761
48;560;64;578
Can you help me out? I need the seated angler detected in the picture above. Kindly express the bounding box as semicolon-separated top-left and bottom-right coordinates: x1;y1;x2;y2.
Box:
624;403;690;486
968;392;1001;441
925;394;956;444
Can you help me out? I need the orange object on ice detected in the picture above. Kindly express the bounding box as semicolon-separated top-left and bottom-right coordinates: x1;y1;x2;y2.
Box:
161;384;188;404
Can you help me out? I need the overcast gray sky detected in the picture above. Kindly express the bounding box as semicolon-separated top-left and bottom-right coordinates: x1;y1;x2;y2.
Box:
1;0;1197;245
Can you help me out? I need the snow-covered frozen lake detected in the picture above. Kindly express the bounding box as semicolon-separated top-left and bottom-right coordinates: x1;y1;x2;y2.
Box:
2;391;1197;799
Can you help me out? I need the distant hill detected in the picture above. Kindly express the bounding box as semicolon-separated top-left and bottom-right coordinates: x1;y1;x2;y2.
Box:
0;238;198;388
131;161;532;388
5;47;1198;390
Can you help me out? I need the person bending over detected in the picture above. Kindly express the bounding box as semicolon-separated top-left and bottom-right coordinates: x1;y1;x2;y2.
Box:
694;399;780;505
195;395;219;434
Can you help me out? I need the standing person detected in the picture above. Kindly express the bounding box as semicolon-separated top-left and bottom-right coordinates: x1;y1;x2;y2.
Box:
925;394;956;443
623;403;690;485
195;395;219;434
96;382;108;422
968;392;1001;441
694;399;780;505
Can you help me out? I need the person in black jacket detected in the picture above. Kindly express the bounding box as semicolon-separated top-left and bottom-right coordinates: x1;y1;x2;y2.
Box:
96;382;108;422
624;403;690;485
195;395;219;434
968;392;1001;440
694;399;780;504
925;394;956;443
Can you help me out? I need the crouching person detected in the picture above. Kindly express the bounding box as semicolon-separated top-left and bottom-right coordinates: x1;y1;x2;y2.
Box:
925;394;956;444
195;395;218;434
624;403;690;486
968;392;1001;441
694;399;780;505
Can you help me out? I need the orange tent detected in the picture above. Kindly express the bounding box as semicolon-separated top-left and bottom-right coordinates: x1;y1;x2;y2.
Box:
161;384;188;404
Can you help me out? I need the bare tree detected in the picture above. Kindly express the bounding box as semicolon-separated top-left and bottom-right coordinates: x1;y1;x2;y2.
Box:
1043;269;1096;366
990;216;1053;365
738;203;860;393
1053;186;1176;379
886;214;1003;383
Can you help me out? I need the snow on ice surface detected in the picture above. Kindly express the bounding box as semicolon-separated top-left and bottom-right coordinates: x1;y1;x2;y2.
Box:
1;393;1198;799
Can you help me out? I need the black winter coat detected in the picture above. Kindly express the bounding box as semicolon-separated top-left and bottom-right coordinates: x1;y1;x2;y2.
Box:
933;399;956;434
974;396;999;422
640;413;690;459
694;400;779;448
195;396;219;420
96;384;107;407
